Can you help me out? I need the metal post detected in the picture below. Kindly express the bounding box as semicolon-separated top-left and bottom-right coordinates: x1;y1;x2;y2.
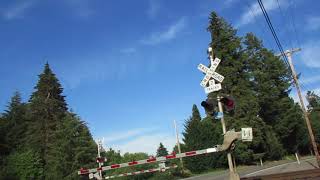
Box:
174;120;184;169
260;158;263;166
295;152;301;165
97;140;102;178
217;95;239;180
283;48;320;167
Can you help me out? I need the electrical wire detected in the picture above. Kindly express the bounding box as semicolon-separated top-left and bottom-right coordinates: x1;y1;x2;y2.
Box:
287;0;301;48
286;0;320;91
276;0;295;50
257;0;291;70
255;0;317;97
244;0;275;50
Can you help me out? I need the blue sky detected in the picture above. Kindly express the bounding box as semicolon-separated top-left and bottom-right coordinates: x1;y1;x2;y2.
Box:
1;0;320;155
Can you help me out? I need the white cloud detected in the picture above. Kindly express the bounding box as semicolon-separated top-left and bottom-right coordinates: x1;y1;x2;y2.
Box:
56;54;134;89
97;127;179;155
2;1;35;20
236;0;288;27
112;133;177;155
299;41;320;68
102;128;155;143
306;16;320;31
147;0;160;19
141;18;187;45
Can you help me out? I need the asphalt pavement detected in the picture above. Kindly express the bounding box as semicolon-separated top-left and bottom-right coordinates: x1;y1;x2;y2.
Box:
182;157;317;180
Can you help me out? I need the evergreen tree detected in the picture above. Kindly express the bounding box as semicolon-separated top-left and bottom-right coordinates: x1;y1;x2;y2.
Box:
0;92;29;178
182;105;207;173
6;149;44;179
206;12;284;165
206;12;258;166
156;143;168;157
49;113;97;179
307;91;320;111
103;148;122;165
0;64;100;178
307;91;320;145
243;33;306;154
27;63;68;178
3;92;28;152
0;114;9;175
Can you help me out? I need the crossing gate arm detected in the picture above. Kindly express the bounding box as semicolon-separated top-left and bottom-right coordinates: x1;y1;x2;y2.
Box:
78;128;252;175
78;147;218;175
104;164;178;179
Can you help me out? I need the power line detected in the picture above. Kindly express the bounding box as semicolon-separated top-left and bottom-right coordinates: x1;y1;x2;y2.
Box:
286;0;320;91
287;0;302;48
276;0;295;49
257;0;291;69
244;0;275;50
256;0;318;95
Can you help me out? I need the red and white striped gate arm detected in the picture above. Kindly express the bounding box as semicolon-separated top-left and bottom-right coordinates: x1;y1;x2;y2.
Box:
104;164;178;179
78;147;218;175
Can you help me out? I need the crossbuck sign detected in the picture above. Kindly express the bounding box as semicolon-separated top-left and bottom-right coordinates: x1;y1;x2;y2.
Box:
198;56;224;93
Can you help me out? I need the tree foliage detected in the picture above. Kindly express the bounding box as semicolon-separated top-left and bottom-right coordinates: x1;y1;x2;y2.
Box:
0;64;97;179
156;143;169;157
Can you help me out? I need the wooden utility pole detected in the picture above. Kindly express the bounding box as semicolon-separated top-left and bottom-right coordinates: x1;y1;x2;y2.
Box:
173;120;184;169
217;96;240;180
279;48;320;167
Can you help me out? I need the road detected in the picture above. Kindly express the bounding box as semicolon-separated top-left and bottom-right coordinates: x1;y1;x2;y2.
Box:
182;157;317;180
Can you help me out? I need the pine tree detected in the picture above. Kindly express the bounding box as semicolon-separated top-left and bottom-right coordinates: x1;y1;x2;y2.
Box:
49;113;97;179
27;63;68;178
156;143;168;157
206;12;285;165
0;92;27;164
103;148;122;165
3;92;28;151
243;33;306;154
206;12;256;166
182;105;208;173
0;92;43;178
307;91;320;111
306;91;320;145
0;114;9;175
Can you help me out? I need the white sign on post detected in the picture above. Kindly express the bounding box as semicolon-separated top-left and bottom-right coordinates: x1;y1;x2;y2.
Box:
198;57;224;93
241;128;253;142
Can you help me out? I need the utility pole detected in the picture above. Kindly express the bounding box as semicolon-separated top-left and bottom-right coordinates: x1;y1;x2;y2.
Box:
173;120;184;169
217;96;239;180
279;48;320;167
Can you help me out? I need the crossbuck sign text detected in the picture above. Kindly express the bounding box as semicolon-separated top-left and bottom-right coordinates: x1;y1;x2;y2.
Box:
198;57;224;94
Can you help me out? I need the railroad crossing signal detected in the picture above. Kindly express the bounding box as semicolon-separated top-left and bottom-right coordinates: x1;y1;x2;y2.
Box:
201;96;236;117
198;57;224;93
